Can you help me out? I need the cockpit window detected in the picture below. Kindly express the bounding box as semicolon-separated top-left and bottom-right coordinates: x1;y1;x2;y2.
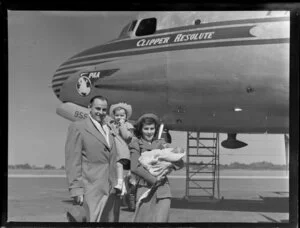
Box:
119;20;138;38
129;20;137;32
135;18;157;36
119;22;131;38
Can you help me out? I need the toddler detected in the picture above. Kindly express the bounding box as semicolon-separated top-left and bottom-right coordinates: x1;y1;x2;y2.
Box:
108;103;134;193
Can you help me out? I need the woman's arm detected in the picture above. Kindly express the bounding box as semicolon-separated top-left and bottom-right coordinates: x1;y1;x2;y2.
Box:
129;139;157;185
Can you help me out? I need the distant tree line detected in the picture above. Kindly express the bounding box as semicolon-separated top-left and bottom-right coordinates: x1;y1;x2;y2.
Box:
9;161;287;170
220;161;287;170
8;163;65;170
185;161;287;170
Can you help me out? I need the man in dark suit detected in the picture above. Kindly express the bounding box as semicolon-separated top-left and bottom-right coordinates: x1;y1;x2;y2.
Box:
65;95;120;222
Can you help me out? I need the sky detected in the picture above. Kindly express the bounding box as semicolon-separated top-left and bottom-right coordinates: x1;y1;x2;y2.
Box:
8;11;288;168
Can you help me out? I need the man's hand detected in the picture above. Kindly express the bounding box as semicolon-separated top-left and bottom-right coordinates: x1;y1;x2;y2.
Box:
72;195;84;206
110;188;122;197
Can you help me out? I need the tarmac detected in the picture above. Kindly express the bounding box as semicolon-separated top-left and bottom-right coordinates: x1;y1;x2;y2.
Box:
7;175;289;223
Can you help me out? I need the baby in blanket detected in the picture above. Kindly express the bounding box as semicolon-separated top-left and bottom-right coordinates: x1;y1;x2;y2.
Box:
138;147;185;178
132;147;185;213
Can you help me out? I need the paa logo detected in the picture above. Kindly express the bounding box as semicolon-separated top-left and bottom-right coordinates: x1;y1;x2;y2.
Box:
76;71;101;97
76;76;91;97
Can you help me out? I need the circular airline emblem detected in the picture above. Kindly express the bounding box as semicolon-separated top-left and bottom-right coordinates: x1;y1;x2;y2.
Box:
76;76;91;97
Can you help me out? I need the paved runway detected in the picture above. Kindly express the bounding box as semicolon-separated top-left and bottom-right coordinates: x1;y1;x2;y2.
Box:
7;171;289;223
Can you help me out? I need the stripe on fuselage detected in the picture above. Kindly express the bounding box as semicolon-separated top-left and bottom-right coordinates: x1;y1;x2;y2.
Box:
52;37;289;95
67;25;256;64
59;38;289;69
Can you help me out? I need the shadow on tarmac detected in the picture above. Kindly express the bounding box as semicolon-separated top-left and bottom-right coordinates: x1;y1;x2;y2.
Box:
171;196;289;213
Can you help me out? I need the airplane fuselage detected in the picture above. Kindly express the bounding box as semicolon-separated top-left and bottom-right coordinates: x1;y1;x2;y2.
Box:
52;12;289;134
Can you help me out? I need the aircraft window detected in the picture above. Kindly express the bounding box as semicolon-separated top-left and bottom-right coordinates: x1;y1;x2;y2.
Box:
135;18;157;36
119;23;131;37
129;20;137;32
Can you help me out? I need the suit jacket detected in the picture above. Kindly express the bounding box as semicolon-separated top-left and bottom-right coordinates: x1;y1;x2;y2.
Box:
65;117;118;222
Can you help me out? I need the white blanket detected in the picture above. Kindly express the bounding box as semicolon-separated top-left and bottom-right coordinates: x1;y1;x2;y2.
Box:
138;147;185;177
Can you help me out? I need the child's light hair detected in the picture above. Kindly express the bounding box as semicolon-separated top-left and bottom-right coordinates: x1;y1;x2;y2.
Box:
109;102;132;119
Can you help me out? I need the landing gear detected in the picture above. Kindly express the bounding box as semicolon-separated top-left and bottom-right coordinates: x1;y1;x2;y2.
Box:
162;129;172;143
284;134;289;173
157;123;172;143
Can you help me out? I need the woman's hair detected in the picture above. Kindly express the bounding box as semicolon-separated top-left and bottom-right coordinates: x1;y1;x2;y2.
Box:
135;117;159;139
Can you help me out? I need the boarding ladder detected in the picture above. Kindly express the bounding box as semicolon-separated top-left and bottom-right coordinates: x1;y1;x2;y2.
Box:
185;132;220;201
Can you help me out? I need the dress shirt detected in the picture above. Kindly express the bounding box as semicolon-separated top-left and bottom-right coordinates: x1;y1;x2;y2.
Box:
89;114;110;147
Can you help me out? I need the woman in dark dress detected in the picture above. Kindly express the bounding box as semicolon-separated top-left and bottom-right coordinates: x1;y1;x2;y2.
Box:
129;113;184;222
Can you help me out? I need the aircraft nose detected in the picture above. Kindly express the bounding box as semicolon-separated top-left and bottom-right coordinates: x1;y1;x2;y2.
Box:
52;77;62;99
51;66;77;100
